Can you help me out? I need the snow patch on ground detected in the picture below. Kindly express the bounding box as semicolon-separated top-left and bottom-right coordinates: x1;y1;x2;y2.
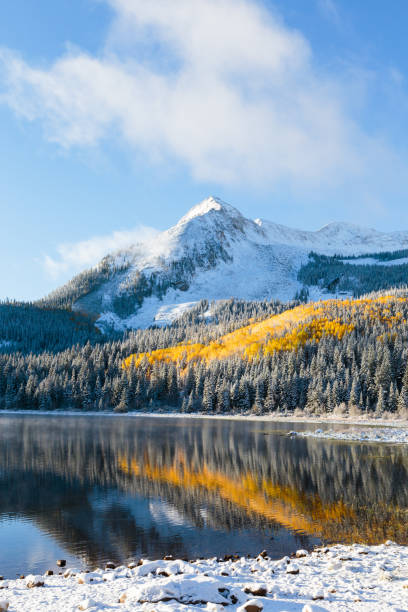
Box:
295;426;408;444
97;298;200;330
2;543;408;610
341;257;408;266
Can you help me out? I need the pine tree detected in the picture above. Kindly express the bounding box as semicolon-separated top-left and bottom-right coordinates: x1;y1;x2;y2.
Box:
187;391;194;413
217;386;230;413
202;377;215;413
398;385;408;414
349;376;361;407
375;353;392;391
264;378;276;412
167;366;179;406
376;387;387;414
115;387;129;413
237;379;250;412
388;382;397;413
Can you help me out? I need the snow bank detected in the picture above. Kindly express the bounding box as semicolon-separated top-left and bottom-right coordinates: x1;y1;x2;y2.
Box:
341;257;408;267
2;543;408;610
296;426;408;444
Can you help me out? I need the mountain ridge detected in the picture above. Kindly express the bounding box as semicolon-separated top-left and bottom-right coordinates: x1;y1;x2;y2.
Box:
42;196;408;330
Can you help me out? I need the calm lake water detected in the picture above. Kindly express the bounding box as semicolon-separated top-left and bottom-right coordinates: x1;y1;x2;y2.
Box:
1;414;408;578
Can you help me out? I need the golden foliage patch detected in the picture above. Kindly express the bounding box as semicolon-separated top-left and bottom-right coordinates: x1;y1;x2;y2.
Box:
123;295;406;369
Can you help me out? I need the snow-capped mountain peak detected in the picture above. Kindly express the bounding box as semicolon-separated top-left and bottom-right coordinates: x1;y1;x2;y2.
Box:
177;196;239;225
45;197;408;330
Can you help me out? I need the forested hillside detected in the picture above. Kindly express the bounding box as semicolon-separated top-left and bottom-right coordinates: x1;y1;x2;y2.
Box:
0;301;101;353
1;292;408;416
298;251;408;296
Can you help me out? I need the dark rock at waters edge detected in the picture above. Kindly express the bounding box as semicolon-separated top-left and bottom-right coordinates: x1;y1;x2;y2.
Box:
127;559;143;569
56;560;66;567
105;562;116;570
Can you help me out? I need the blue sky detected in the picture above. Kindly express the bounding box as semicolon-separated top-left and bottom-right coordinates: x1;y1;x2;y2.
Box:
1;0;408;300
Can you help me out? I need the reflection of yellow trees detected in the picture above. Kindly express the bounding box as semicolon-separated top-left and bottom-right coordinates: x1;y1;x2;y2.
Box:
118;453;354;538
118;450;408;545
123;295;406;369
336;504;408;545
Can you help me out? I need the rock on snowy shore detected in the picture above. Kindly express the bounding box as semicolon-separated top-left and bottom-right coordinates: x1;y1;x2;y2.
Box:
1;543;408;611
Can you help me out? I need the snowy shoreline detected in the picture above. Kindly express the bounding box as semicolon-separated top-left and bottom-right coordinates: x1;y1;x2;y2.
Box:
3;410;408;445
1;543;408;611
295;426;408;445
1;408;408;428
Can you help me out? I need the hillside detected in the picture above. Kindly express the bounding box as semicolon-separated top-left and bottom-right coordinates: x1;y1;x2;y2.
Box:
0;301;101;353
123;295;402;368
2;291;408;415
41;197;408;331
118;291;408;415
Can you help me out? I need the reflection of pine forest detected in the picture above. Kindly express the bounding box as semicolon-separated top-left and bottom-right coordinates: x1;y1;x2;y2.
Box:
1;416;408;565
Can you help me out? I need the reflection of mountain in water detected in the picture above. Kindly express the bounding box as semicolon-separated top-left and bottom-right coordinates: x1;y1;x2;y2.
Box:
1;415;408;567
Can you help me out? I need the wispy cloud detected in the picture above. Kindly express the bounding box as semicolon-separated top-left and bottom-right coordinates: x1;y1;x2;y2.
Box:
44;225;158;278
0;0;404;203
317;0;341;25
390;66;404;86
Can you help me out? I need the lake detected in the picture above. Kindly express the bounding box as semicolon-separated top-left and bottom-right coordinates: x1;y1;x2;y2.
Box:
0;414;407;579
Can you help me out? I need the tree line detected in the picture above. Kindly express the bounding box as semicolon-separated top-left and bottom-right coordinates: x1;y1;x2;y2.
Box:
1;292;408;416
298;252;408;296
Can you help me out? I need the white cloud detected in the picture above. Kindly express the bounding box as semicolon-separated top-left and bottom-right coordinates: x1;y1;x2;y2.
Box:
0;0;402;192
44;225;158;278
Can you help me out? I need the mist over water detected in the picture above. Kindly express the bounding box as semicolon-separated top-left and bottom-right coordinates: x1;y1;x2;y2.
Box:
0;414;407;578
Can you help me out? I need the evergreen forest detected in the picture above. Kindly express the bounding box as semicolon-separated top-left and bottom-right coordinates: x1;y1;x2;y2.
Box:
298;251;408;296
1;290;408;417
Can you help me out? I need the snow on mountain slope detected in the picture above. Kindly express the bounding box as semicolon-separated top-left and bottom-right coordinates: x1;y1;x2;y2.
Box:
341;256;408;266
255;219;408;255
48;196;408;330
